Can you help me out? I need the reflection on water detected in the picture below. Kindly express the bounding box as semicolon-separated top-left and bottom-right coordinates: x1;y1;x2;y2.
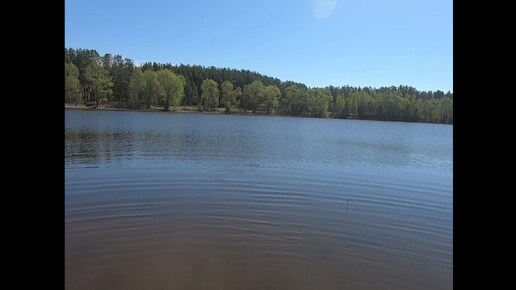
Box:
65;110;452;290
65;111;451;171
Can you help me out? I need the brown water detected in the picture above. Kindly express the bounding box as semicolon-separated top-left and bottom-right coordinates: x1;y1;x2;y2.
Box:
65;110;453;289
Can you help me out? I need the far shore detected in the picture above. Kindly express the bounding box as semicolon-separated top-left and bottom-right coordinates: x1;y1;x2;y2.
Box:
64;104;286;117
64;104;452;124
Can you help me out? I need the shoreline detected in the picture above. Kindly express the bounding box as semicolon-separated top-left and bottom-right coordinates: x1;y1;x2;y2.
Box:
64;104;452;125
64;104;288;117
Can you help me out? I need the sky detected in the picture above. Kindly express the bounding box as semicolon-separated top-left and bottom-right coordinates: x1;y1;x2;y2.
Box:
65;0;452;92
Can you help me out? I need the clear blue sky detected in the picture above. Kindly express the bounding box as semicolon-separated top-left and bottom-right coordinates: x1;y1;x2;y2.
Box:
65;0;452;92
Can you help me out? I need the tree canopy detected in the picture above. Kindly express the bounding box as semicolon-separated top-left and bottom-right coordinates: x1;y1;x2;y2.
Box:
200;79;219;112
65;47;453;124
65;62;81;105
157;69;185;111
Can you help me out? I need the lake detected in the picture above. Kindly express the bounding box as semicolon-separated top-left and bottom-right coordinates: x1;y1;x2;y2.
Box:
65;110;453;290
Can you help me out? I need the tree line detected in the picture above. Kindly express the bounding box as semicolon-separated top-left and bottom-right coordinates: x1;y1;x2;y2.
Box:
65;48;453;124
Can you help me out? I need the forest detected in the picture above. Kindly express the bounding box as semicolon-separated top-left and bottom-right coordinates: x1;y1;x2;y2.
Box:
65;48;453;124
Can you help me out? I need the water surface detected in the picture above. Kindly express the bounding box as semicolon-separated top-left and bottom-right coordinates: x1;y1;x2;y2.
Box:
65;110;452;290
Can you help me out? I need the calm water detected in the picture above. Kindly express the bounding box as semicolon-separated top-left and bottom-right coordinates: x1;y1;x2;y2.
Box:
65;110;452;290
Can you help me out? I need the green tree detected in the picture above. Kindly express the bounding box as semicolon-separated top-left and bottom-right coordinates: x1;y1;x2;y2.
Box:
65;62;82;105
220;80;241;113
142;70;162;109
305;89;332;117
230;87;242;112
199;79;219;112
347;91;359;117
283;85;306;115
71;49;101;102
220;80;232;97
241;84;251;112
128;68;144;108
83;64;113;107
110;56;134;107
245;80;265;113
262;85;281;114
335;93;346;118
440;97;453;124
157;69;185;111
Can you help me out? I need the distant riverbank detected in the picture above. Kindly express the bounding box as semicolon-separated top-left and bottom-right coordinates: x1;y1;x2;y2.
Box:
66;104;233;114
66;47;453;125
64;104;307;117
64;104;454;124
